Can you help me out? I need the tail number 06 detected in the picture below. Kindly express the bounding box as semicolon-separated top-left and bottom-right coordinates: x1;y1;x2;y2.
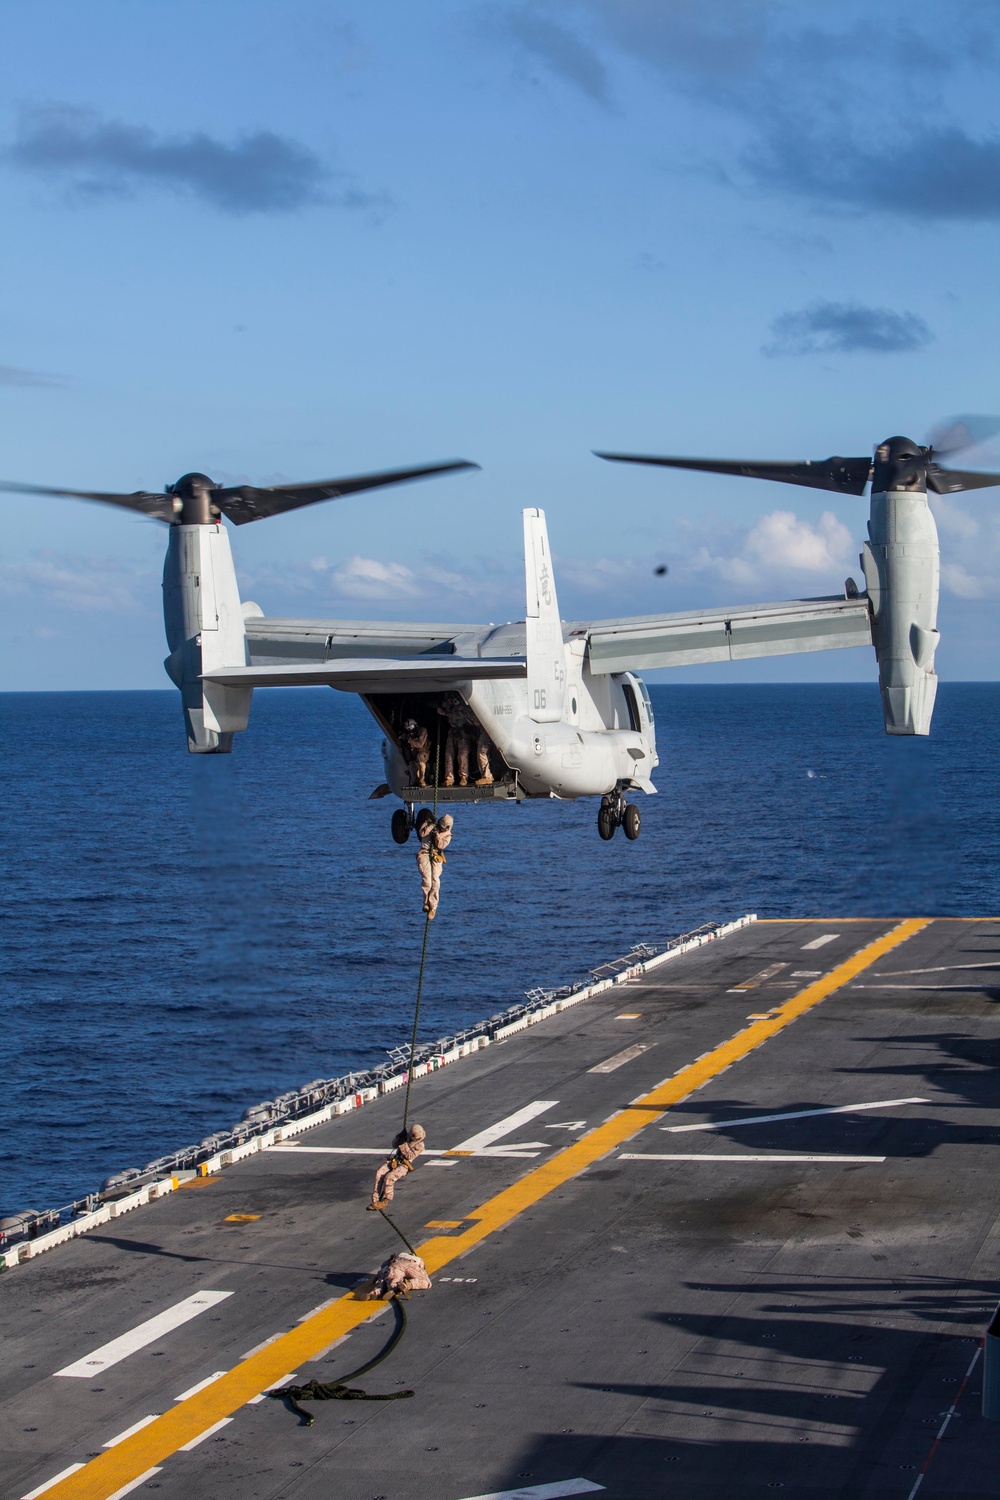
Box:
533;689;547;710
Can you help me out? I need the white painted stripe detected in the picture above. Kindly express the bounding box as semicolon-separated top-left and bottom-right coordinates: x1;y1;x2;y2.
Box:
175;1371;228;1401
588;1044;653;1075
620;1153;886;1163
104;1415;159;1447
451;1101;559;1153
298;1297;340;1322
274;1142;544;1158
242;1332;282;1358
455;1481;605;1500
877;961;1000;975
802;933;839;950
727;962;789;992
107;1470;163;1499
308;1334;352;1361
479;1149;543;1158
247;1373;300;1405
21;1465;85;1499
906;1345;982;1500
178;1416;233;1450
54;1291;234;1377
853;984;999;992
274;1144;452;1156
664;1097;929;1133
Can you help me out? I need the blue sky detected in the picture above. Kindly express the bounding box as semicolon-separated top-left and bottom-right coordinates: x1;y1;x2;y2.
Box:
1;0;998;689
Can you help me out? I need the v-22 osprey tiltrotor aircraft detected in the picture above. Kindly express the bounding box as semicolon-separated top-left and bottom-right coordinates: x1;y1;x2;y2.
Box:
4;423;997;841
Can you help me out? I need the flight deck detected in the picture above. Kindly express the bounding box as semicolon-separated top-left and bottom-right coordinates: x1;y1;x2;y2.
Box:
3;916;998;1500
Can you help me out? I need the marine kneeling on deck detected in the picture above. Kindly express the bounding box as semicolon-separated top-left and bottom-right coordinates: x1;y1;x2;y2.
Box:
368;1123;426;1210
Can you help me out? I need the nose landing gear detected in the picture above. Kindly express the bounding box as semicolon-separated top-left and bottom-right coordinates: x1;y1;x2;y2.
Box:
598;789;641;840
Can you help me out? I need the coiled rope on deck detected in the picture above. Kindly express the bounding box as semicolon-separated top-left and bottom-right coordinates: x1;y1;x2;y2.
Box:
270;1298;413;1422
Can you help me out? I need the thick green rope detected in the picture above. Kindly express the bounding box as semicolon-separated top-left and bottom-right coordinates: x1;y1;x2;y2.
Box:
271;1298;413;1422
402;733;441;1131
377;1206;417;1255
403;916;431;1131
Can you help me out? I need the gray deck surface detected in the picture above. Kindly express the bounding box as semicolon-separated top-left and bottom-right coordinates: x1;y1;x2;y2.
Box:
3;917;998;1500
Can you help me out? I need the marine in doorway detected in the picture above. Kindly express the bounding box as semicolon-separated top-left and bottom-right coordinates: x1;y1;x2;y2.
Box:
436;693;494;788
398;717;431;787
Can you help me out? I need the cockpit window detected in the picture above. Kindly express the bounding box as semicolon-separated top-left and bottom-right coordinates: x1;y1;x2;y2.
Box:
638;680;654;722
622;683;641;733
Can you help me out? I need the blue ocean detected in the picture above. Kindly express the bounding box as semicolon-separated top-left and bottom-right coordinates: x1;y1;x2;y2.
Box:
2;683;998;1218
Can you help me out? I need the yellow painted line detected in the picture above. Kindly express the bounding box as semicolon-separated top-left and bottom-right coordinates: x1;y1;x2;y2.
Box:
757;917;996;926
41;917;928;1500
223;1214;260;1223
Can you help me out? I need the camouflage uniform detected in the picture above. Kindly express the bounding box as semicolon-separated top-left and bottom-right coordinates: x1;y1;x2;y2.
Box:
437;695;471;786
369;1125;426;1208
472;723;493;785
367;1251;432;1299
398;719;430;787
416;815;452;918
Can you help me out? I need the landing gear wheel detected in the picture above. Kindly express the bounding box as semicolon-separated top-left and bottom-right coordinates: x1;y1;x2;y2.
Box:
622;803;641;841
391;809;411;845
597;806;616;841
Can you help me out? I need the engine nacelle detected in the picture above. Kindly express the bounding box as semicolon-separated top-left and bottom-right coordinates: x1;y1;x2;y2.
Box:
860;487;940;736
162;523;252;753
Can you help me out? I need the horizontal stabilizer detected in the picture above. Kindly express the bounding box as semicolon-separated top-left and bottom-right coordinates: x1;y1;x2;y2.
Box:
202;656;526;693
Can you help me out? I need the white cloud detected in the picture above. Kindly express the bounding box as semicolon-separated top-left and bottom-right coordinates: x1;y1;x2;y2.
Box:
930;493;980;541
0;550;153;613
556;555;642;592
941;561;989;599
746;508;854;570
682;507;855;589
331;555;422;600
238;548;522;615
930;494;1000;599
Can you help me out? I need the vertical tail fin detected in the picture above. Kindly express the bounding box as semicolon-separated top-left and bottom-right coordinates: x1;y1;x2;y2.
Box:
523;507;565;723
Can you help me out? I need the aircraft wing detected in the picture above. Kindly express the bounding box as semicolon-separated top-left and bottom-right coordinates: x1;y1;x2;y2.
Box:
202;657;526;693
243;616;489;664
584;595;872;673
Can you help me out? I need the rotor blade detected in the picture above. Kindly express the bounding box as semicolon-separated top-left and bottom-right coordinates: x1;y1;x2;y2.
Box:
0;480;176;521
927;466;1000;494
927;414;1000;458
594;452;872;496
213;459;480;525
